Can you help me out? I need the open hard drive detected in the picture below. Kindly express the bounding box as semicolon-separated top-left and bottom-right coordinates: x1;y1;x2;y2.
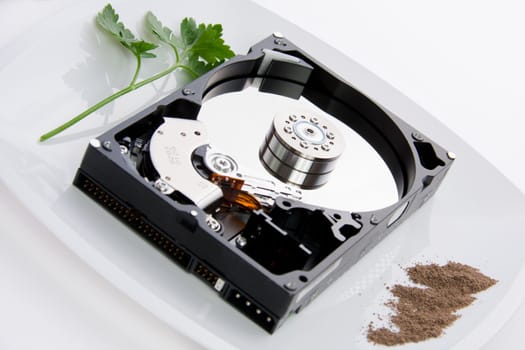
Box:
74;34;454;333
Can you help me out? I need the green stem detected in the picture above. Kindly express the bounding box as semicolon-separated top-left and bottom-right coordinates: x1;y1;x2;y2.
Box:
133;63;196;89
39;86;133;142
129;54;142;86
171;45;180;63
177;64;199;78
39;63;199;142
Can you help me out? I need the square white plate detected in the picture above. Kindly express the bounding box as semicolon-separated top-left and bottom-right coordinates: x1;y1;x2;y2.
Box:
1;1;524;349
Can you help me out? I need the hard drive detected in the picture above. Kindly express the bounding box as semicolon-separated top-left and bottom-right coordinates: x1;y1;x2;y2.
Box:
73;34;454;333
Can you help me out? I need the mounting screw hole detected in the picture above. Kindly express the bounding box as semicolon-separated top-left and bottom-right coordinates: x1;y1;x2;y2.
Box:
299;275;308;283
282;200;292;207
194;131;201;136
333;213;342;220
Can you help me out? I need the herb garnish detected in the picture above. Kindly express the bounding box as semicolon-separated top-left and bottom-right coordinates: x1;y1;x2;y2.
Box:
39;4;234;142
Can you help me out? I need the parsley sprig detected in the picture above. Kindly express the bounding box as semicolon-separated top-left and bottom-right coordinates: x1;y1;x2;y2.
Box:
39;4;234;142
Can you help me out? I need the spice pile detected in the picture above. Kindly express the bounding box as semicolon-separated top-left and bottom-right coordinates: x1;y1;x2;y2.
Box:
367;262;497;346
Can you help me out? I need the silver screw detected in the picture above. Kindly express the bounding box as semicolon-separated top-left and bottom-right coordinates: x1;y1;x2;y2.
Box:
321;143;331;151
310;117;319;124
284;126;293;134
190;210;198;217
447;151;457;160
119;145;128;154
299;141;309;149
235;235;247;248
102;140;112;151
284;281;297;291
370;215;379;225
326;132;335;140
206;215;221;232
182;88;194;96
289;114;298;122
154;179;172;194
412;132;424;141
89;139;101;148
273;32;284;38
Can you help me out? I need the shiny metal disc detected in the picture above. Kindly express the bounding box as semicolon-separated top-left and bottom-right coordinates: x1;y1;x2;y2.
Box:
197;87;398;212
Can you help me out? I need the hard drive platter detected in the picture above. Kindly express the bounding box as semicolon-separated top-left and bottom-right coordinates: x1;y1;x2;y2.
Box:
198;87;399;212
74;34;454;333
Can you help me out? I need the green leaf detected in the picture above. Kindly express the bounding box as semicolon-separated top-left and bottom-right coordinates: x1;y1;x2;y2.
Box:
189;24;233;66
96;4;135;43
180;18;235;74
186;59;208;77
129;40;158;58
146;11;182;50
96;4;157;58
180;18;201;47
39;7;237;142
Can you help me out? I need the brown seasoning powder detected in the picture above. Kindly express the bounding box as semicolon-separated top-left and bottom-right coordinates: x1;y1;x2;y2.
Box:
367;262;497;346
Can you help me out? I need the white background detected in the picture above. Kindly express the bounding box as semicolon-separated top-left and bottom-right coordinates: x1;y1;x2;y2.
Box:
1;0;524;349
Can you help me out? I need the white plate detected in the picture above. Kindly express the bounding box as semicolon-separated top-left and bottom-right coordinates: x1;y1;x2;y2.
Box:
1;0;525;349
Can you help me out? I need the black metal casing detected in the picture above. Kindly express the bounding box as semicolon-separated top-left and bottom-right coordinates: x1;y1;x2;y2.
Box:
74;35;454;333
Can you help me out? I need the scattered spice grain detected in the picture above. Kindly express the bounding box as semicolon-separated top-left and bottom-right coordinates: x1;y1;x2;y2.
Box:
367;261;497;346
